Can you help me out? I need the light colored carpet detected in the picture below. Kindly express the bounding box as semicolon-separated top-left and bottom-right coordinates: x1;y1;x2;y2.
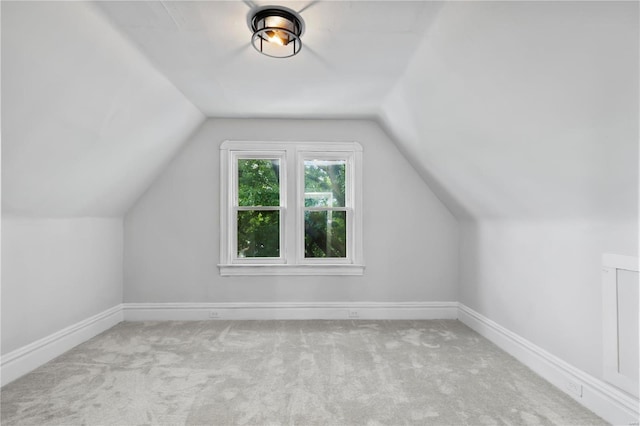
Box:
1;320;605;425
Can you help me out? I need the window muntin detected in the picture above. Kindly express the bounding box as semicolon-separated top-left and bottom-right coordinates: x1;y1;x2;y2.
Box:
220;141;363;276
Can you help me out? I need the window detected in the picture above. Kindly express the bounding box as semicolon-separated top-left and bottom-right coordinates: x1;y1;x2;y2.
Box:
219;141;363;276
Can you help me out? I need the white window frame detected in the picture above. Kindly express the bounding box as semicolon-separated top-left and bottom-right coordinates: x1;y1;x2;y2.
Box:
219;140;364;276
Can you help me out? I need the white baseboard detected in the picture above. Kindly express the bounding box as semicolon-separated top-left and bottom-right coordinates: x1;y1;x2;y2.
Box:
122;301;459;321
4;300;636;426
458;304;639;425
1;305;123;387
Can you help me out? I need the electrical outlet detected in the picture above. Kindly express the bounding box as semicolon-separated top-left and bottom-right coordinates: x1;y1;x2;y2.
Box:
209;310;220;319
565;379;583;397
348;310;359;319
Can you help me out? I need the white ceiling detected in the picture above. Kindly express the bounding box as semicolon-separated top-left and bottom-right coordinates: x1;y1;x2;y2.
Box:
2;1;204;216
95;1;441;117
2;1;637;221
381;1;638;220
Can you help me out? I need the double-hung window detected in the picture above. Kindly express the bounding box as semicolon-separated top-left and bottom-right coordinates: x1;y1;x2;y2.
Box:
219;141;363;276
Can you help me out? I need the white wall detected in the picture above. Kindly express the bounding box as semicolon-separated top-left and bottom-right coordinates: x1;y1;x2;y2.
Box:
124;119;458;303
459;219;638;379
1;217;123;354
378;0;638;388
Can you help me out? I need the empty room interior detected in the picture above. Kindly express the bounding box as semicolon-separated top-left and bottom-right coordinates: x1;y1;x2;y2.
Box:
1;1;638;424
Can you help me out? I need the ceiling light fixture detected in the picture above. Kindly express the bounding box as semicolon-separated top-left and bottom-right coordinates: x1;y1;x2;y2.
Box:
250;6;304;58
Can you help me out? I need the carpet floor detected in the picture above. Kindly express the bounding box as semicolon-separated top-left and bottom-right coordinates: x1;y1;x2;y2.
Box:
1;320;605;425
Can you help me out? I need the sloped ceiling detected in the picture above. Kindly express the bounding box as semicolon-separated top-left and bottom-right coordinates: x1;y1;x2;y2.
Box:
2;1;204;216
94;1;442;117
2;1;637;221
381;1;638;220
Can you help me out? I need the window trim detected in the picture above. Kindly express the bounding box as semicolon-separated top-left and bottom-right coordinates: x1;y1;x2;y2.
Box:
219;140;364;276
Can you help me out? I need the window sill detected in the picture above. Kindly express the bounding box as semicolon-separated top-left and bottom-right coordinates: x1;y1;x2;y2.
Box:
218;264;365;276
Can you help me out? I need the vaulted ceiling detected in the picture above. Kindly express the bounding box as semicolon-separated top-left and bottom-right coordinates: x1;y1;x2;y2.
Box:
95;1;442;118
2;1;637;221
2;1;203;216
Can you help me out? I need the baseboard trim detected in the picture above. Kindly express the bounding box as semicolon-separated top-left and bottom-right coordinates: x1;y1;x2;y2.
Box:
122;301;459;321
3;301;635;425
1;304;124;387
458;304;639;425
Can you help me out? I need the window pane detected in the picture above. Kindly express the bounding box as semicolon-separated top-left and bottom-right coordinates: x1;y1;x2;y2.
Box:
237;210;280;258
304;159;345;207
238;159;280;207
304;211;347;258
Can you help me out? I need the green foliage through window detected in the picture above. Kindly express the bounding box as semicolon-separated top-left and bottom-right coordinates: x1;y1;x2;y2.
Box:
238;159;280;206
304;211;347;258
304;159;347;258
237;210;279;257
237;159;280;258
304;160;345;207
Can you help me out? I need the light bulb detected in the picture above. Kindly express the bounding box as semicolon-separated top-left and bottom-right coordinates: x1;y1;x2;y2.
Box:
268;33;284;46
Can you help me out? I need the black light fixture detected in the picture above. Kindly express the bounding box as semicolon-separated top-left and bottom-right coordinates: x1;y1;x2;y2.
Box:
250;6;304;58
